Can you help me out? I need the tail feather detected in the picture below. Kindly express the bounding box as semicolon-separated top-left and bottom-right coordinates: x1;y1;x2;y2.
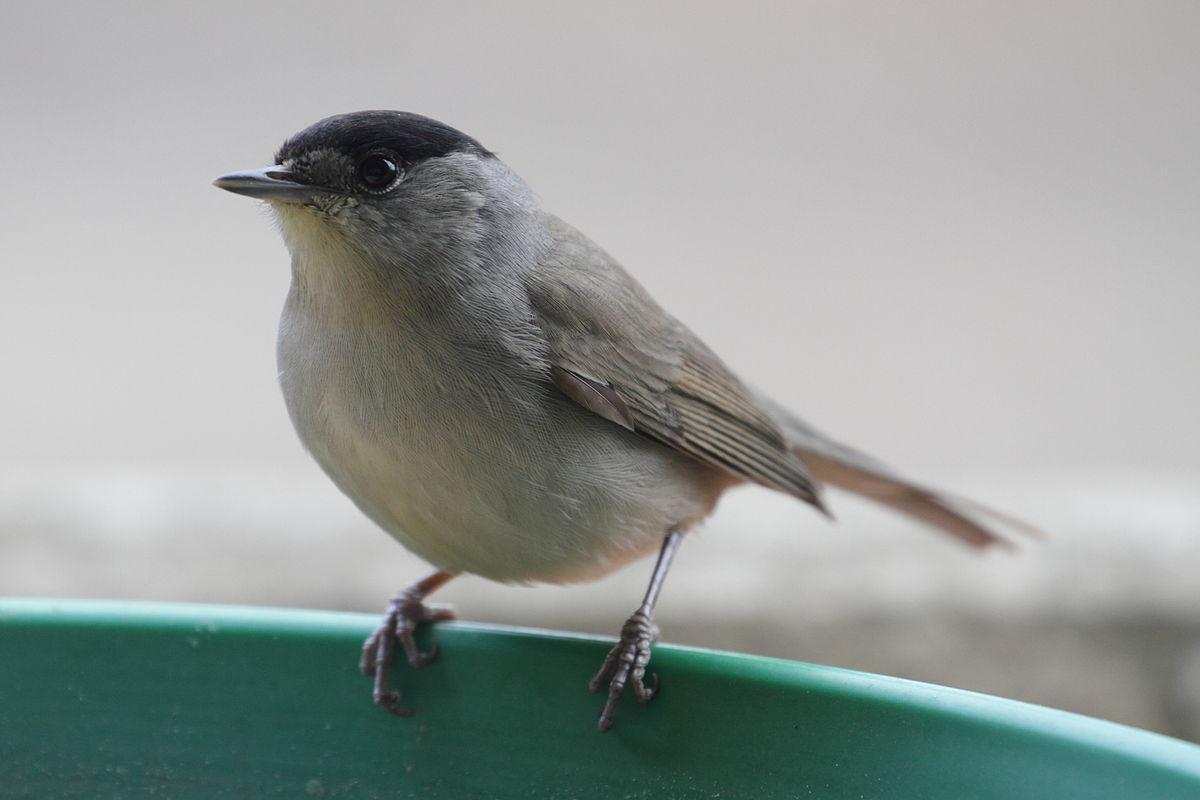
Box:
756;392;1036;548
797;450;1015;549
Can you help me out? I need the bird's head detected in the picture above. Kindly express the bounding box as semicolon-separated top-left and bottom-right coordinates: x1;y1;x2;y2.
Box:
215;111;537;287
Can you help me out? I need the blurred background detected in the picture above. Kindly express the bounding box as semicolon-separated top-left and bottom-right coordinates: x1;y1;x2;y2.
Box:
2;2;1198;741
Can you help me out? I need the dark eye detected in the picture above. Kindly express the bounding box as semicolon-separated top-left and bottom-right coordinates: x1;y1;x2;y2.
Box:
357;154;400;191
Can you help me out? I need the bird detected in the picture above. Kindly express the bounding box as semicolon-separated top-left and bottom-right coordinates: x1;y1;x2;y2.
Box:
214;110;1030;732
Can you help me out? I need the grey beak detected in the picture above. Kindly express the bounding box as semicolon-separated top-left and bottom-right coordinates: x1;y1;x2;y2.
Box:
213;166;321;203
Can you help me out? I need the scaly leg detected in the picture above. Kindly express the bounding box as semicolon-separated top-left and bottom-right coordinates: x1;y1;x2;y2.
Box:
589;530;683;732
359;571;456;716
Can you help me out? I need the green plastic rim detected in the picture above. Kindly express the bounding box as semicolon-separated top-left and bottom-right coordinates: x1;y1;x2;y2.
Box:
2;598;1198;799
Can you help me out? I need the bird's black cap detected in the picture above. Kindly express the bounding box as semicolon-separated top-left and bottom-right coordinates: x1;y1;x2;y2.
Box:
275;111;492;165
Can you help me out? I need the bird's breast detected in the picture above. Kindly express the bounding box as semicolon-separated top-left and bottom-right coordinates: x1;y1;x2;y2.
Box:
275;293;723;584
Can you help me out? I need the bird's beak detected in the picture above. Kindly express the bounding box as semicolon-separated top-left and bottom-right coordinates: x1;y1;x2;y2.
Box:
212;166;322;204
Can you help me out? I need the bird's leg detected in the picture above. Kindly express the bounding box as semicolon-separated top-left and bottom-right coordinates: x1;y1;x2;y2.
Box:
589;529;683;732
359;570;456;716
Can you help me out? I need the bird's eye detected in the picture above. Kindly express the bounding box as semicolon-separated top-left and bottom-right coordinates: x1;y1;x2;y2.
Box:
357;154;400;192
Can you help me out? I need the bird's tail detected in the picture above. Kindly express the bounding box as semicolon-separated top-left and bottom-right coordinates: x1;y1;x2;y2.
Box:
756;393;1040;548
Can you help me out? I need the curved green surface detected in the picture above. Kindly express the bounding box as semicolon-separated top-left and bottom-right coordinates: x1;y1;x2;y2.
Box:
1;599;1198;799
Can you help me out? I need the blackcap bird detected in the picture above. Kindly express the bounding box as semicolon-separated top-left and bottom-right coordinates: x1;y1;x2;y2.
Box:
215;111;1029;731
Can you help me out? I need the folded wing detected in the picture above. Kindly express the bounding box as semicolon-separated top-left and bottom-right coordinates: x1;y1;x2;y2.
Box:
527;216;826;513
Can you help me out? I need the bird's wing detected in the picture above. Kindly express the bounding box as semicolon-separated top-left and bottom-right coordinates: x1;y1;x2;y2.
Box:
525;215;826;512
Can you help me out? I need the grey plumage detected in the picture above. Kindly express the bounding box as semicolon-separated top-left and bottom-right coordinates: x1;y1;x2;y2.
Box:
527;212;1011;548
527;214;827;514
216;110;1019;591
215;110;1029;729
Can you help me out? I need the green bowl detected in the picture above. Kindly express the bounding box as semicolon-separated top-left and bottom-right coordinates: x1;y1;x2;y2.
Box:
2;599;1198;799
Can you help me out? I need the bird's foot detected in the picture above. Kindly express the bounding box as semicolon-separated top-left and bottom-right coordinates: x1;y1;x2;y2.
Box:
588;607;660;732
359;589;456;716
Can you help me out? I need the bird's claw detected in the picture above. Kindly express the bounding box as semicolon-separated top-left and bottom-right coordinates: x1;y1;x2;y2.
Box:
360;589;455;715
589;608;660;732
372;688;416;717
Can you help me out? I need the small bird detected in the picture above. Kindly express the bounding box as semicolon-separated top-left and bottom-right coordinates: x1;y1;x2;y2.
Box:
215;111;1028;732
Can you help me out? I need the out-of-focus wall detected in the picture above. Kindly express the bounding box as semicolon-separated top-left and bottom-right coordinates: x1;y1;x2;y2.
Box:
2;3;1197;740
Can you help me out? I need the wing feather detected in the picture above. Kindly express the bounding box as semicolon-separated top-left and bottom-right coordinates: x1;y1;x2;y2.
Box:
526;215;826;513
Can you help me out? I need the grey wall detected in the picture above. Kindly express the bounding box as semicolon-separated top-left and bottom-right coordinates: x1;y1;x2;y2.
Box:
2;2;1198;740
